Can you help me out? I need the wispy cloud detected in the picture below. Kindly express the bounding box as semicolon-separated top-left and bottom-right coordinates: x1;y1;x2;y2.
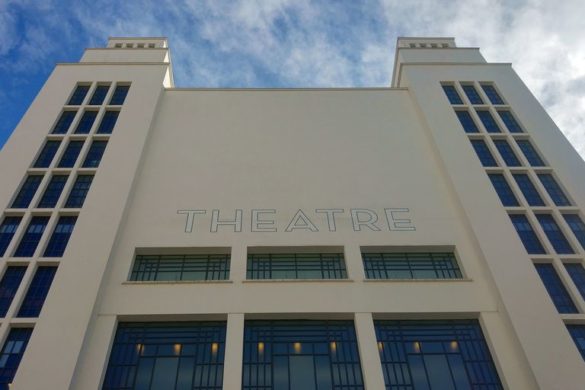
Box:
0;0;583;158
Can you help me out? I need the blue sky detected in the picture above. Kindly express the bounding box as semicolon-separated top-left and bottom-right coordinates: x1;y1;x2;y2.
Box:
1;0;584;158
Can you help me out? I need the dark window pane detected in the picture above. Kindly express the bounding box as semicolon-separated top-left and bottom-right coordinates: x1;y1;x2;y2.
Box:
13;216;49;257
51;111;76;134
567;325;585;360
513;174;545;206
489;174;519;206
516;139;545;166
476;109;501;133
67;85;90;105
43;216;77;257
442;85;463;104
375;320;503;390
247;253;347;280
534;263;577;313
462;85;484;104
243;320;364;390
0;328;33;387
0;217;22;256
497;110;523;133
536;214;574;254
470;139;497;166
109;85;129;105
57;140;84;168
33;141;61;168
509;214;546;254
97;111;119;134
103;322;226;390
564;214;585;250
538;174;571;206
89;85;110;105
131;254;230;281
362;252;462;279
65;175;93;208
74;111;98;134
493;139;521;166
11;176;43;208
82;140;107;168
17;266;57;317
0;267;27;317
565;263;585;300
481;84;505;105
455;110;479;133
37;175;68;208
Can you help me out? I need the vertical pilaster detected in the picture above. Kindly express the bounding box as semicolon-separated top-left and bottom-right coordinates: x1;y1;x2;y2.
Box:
223;313;245;390
354;312;385;390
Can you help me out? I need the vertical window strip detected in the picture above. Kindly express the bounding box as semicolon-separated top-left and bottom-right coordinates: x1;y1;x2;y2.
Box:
455;110;479;133
493;139;521;166
512;174;545;206
516;139;545;166
89;85;110;105
51;111;77;134
509;214;546;254
65;175;93;208
74;110;98;134
538;174;571;206
567;325;585;360
37;175;68;208
97;111;119;134
17;266;58;317
476;109;501;133
470;140;497;167
67;85;90;105
0;217;22;257
480;84;505;105
497;110;523;133
0;328;33;388
564;263;585;300
82;140;107;168
488;174;519;206
462;85;484;104
563;214;585;250
0;266;27;317
13;216;50;257
536;214;574;254
109;85;130;105
57;140;84;168
534;263;578;313
33;140;61;168
43;216;77;257
441;85;463;104
11;176;43;209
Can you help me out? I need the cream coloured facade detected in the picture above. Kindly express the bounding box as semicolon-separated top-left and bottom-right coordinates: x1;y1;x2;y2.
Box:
0;36;583;389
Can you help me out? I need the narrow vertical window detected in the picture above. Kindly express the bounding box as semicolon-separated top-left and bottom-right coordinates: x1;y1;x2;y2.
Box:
89;85;110;105
536;214;574;254
566;325;585;360
11;176;43;208
509;214;546;254
82;140;107;168
17;266;57;317
51;111;77;134
0;267;27;317
65;175;93;208
565;263;585;300
57;140;84;168
37;175;68;208
534;263;577;313
563;214;585;250
33;140;61;168
497;110;523;133
13;216;49;257
67;84;90;105
74;110;98;134
476;109;501;133
97;111;119;134
512;174;545;206
470;140;497;167
493;139;521;166
462;84;484;104
480;84;505;105
441;85;463;104
109;85;130;105
516;139;545;166
538;174;571;206
488;174;519;206
43;216;77;257
455;110;479;133
0;328;33;387
0;217;22;256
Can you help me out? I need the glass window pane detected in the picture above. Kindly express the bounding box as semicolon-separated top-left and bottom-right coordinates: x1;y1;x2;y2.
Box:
455;111;479;133
512;174;545;206
470;140;497;167
74;110;98;134
0;328;32;387
130;254;230;281
534;263;577;314
109;85;130;105
0;217;22;256
17;266;57;317
536;214;574;254
565;263;585;300
0;266;27;317
11;176;43;208
497;110;523;133
476;110;501;133
89;85;110;105
516;139;545;166
563;214;585;250
68;85;90;105
509;214;546;254
13;216;49;257
37;175;68;208
488;174;519;206
65;175;93;208
33;140;61;168
481;84;505;105
462;85;483;104
97;111;119;134
247;253;346;280
51;111;77;134
362;252;462;279
493;139;521;166
58;140;84;168
82;140;107;168
538;174;571;206
43;216;77;257
442;85;463;104
567;325;585;360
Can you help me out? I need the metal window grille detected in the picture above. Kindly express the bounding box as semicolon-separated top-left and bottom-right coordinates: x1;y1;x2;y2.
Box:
363;252;462;279
131;254;230;281
247;253;347;279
